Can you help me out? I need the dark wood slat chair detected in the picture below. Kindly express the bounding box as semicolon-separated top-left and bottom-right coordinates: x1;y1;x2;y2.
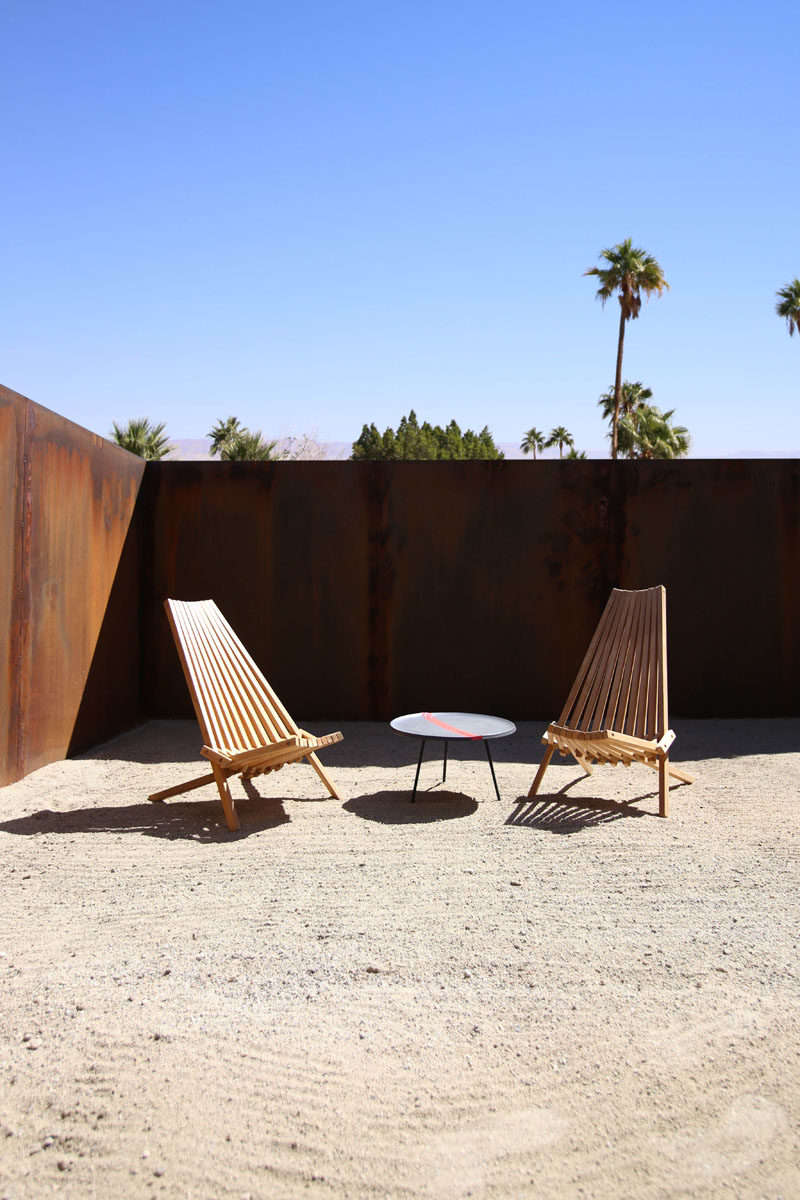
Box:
529;586;693;817
148;599;343;831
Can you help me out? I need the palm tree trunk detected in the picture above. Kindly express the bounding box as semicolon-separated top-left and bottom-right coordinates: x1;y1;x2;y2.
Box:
612;307;626;460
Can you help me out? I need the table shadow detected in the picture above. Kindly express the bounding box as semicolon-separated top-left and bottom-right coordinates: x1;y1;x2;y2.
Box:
344;789;479;825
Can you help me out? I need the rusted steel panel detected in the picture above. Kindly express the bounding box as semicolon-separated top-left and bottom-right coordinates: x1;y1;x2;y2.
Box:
141;462;371;722
143;458;800;722
0;386;145;784
0;387;27;783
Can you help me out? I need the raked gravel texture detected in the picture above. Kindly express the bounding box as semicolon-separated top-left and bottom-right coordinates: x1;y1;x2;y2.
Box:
0;719;798;1200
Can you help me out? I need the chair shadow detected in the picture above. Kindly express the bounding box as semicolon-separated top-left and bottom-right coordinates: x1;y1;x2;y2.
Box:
345;788;479;825
0;783;289;843
507;775;652;833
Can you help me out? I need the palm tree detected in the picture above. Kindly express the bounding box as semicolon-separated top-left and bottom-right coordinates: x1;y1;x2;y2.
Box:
597;381;653;425
565;447;588;459
110;417;173;460
208;416;244;457
520;427;546;459
618;405;689;459
545;426;574;459
585;238;669;459
598;381;653;459
208;416;277;461
776;279;800;337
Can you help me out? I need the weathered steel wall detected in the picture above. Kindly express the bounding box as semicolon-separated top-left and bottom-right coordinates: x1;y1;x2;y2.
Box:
0;385;144;785
3;397;798;792
141;458;800;722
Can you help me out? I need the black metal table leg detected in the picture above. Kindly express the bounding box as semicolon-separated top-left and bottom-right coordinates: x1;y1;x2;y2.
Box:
484;741;501;802
411;738;426;802
442;740;448;783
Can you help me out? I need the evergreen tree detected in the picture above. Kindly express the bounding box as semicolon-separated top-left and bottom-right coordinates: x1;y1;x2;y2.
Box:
351;411;503;460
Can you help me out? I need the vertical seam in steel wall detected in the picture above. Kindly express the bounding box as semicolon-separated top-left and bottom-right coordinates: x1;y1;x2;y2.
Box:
14;399;34;779
138;462;155;717
366;464;392;719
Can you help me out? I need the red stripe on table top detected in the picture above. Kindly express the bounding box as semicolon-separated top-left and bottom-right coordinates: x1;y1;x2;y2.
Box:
422;712;483;740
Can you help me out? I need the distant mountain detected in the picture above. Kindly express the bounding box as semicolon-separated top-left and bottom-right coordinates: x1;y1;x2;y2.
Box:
169;438;212;460
168;438;613;461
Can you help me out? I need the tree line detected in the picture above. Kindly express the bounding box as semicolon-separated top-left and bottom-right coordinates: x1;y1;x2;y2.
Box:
112;251;800;461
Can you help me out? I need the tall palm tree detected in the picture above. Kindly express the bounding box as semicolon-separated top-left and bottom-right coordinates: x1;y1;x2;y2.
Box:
545;426;574;459
776;279;800;337
110;417;173;460
585;238;669;459
520;427;546;459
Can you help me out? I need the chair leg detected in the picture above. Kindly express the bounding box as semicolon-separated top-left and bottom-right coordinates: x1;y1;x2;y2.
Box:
306;752;344;801
209;760;241;831
528;743;555;798
148;771;216;803
658;756;669;818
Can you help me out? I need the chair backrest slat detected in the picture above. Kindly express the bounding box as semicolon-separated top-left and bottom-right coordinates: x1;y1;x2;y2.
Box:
185;603;262;749
558;586;667;740
165;599;296;753
168;601;227;749
205;602;298;740
603;592;640;732
580;590;635;731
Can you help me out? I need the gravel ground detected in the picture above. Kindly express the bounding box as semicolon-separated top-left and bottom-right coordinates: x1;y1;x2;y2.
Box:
1;718;799;1200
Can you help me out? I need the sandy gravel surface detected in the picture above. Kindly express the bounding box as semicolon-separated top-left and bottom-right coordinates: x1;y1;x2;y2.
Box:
1;718;799;1200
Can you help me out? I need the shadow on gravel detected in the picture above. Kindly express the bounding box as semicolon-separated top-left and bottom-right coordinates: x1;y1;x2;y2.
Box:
0;791;290;843
345;790;479;824
507;792;650;833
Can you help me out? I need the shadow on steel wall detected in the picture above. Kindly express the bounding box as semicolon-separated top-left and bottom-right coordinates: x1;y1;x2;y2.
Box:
0;385;144;785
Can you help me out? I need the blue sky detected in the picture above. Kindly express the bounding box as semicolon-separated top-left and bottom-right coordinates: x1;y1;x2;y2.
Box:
2;0;799;456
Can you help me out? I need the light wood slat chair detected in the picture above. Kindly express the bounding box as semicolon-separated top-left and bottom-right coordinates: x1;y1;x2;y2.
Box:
528;586;693;817
148;599;344;831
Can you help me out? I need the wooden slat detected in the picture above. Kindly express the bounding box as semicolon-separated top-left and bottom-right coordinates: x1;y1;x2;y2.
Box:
183;602;250;751
598;590;640;730
557;591;618;727
607;592;641;734
658;585;668;734
574;590;629;730
564;590;628;730
632;587;656;738
166;601;221;749
204;602;289;742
